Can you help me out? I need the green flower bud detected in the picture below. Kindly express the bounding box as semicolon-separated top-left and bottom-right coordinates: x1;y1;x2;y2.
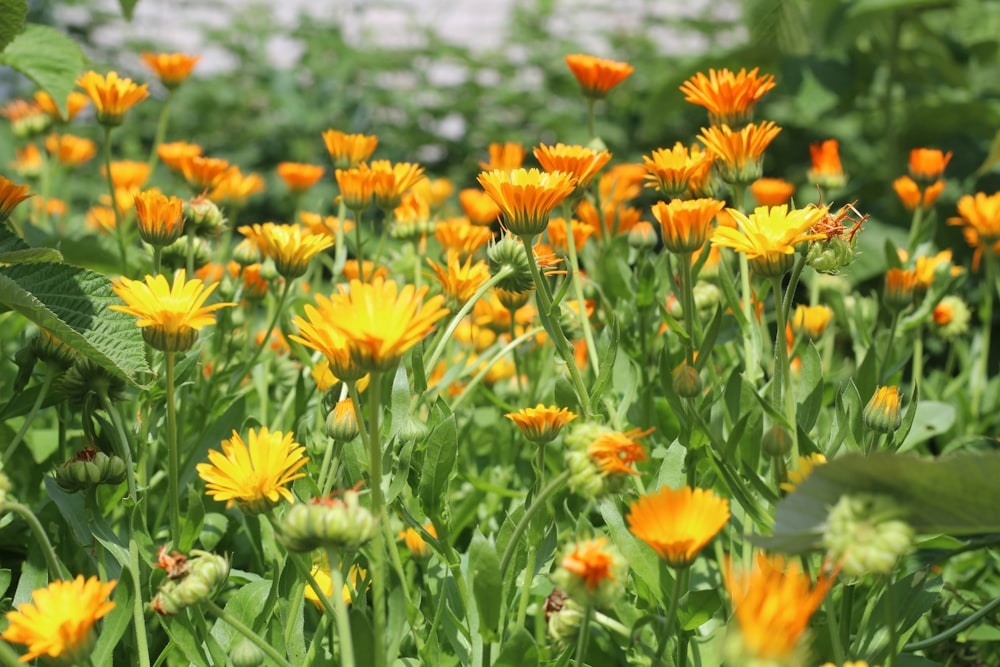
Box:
160;235;211;272
672;362;703;398
806;236;855;274
53;449;127;493
823;493;913;578
487;233;535;295
61;360;127;407
398;414;429;444
546;595;584;644
325;399;359;442
762;424;792;457
151;550;229;615
280;490;376;552
551;537;626;609
930;295;971;340
184;195;226;236
229;638;265;667
31;329;78;369
863;386;902;434
232;238;261;266
627;221;658;252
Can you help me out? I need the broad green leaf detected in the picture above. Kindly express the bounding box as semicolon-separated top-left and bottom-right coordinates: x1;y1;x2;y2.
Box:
469;531;502;641
0;247;63;264
160;612;211;667
897;400;954;452
493;627;539;667
0;24;86;118
210;580;271;648
90;566;134;665
418;412;457;519
179;484;205;552
389;363;411;440
678;588;722;631
589;315;619;411
0;0;26;53
795;342;823;432
0;568;9;597
0;261;151;387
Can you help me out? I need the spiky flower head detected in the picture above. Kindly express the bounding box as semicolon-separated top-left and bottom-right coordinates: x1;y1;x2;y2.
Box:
486;232;536;295
651;198;726;255
808;139;847;190
477;168;577;238
642;142;715;198
564;422;651;496
823;493;913;578
427;251;491;305
280;489;376;552
141;52;200;89
699;121;782;186
239;222;333;280
322;129;378;169
534;142;612;190
551;537;627;607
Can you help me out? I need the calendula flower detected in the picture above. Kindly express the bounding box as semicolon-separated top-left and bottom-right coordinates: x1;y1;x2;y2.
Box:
76;70;149;126
134;190;185;247
368;160;425;210
179;155;232;191
104;160;151;191
427;251;491;305
576;197;643;239
0;176;34;222
780;452;827;493
642;143;714;198
894;175;945;211
699;121;782;186
863;386;902;434
909;147;952;184
399;523;438;558
335;165;376;212
458;188;502;226
552;537;627;607
534;142;611;190
751;177;795;206
300;211;355;239
322;129;378;169
277;161;325;193
158;141;203;172
627;486;730;568
651;198;726;254
209;167;266;207
326;397;360;441
547;216;595;254
723;552;834;664
680;67;776;126
196;427;308;515
477;168;576;238
305;564;367;609
141;52;200;89
110;269;234;352
913;250;960;290
883;268;917;312
505;404;578;444
711;204;827;277
341;259;388;283
565;423;651;495
808;139;846;189
790;304;833;341
436;217;495;255
12;143;43;178
931;295;971;339
564;54;634;99
45;133;97;167
1;575;116;664
949;191;1000;247
34;90;90;122
479;142;525;171
240;222;333;279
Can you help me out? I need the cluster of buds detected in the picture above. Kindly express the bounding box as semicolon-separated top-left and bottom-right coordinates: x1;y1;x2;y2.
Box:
151;549;229;615
563;422;649;497
53;447;127;493
550;537;626;609
806;202;867;274
280;488;376;552
61;359;128;407
545;590;585;644
822;493;914;578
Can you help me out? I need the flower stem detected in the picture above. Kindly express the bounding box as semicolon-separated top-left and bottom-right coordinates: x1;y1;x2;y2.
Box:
325;548;356;667
573;602;594;667
677;251;697;366
770;275;798;462
127;535;152;667
498;469;571;581
972;252;995;421
564;211;600;371
146;90;174;173
586;99;596;141
201;598;293;667
363;372;388;667
884;574;899;667
165;351;181;542
231;278;293;389
100;392;138;502
906;203;925;252
102;126;127;275
2;366;55;466
0;501;67;580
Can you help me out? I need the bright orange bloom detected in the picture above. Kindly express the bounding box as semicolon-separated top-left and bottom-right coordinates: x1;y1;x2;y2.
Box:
12;144;43;178
277;162;325;192
588;427;651;476
643;143;714;198
950;191;1000;250
179;156;232;191
368;160;425;210
479;142;525;172
913;250;960;289
435;217;494;255
680;67;775;126
86;206;117;234
627;486;730;568
134;190;185;247
505;404;577;444
576;198;642;239
600;163;648;204
459;188;502;226
909;148;952;183
651;198;726;254
341;260;388;283
300;211;355;239
399;523;438;557
76;70;149;126
335;165;376;211
750;177;795;206
104;160;151;192
45;133;97;166
32;197;67;219
240;222;333;280
141;52;200;88
427;251;491;305
699;121;782;186
884;268;918;311
559;537;620;591
534;142;611;190
808;139;846;189
322;129;378;169
547;217;595;253
724;552;835;661
158;141;203;172
0;176;35;221
477;168;576;237
780;452;827;493
893;176;945;211
209;167;266;207
564;54;634;99
34;90;90;121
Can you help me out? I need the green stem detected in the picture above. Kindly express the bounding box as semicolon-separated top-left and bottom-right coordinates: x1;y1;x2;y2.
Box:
972;252;995;421
880;311;901;384
102;126;127;275
100;393;138;502
840;582;855;652
353;208;367;281
3;366;55;466
147;91;174;173
202;598;293;667
128;536;152;667
912;325;923;392
0;639;23;666
659;567;685;660
498;469;571;580
325;548;356;667
904;592;1000;651
677;251;697;366
565;210;600;371
363;372;387;667
825;594;845;666
0;502;67;580
231;279;293;389
165;351;181;542
906;203;926;252
449;327;543;412
573;602;594;667
885;575;899;667
771;275;798;462
585;99;596;141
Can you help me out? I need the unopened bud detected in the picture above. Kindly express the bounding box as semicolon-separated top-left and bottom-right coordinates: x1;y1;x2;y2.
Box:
823;493;913;578
280;490;376;552
487;234;535;295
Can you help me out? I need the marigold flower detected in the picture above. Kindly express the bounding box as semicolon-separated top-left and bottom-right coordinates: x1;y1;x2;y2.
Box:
680;67;775;126
505;404;577;444
723;552;834;662
76;70;149;126
239;263;269;302
479;142;525;172
627;486;729;568
110;269;234;352
86;205;117;234
552;537;626;607
0;176;34;222
104;160;152;191
335;165;376;212
179;155;232;191
931;295;970;339
780;452;827;493
949;191;1000;247
158;141;203;172
45;133;97;166
134;190;185;247
477;168;576;238
12;143;43;178
34;90;90;122
863;386;902;434
820;662;874;667
436;216;495;255
459;189;502;226
341;259;388;283
893;175;944;211
587;426;650;476
564;53;633;99
326;397;360;441
791;304;833;341
712;204;827;277
750;177;795;206
322;129;378;169
575;198;642;239
913;250;960;290
534;142;611;190
547;217;595;253
1;575;116;664
368;160;425;210
909;147;952;184
808;139;846;189
300;211;355;239
305;564;367;609
699;121;782;186
883;268;917;312
642;143;714;198
652;198;726;254
240;222;333;279
277;161;325;192
209;167;266;207
398;523;438;558
427;251;491;305
141;52;200;89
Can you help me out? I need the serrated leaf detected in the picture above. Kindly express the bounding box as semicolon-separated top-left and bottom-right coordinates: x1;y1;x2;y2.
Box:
0;262;151;386
418;412;457;519
0;24;86;118
0;0;27;53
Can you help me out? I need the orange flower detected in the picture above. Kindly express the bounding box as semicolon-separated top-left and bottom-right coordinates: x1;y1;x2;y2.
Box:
883;268;917;311
76;70;149;126
277;162;325;192
564;54;634;99
750;177;795;206
368;160;425;210
341;260;388;283
426;251;491;305
558;537;621;592
534;143;611;190
949;191;1000;247
322;129;378;169
240;222;333;279
459;188;502;226
680;67;775;126
505;404;577;444
651;198;726;254
893;176;944;211
102;160;151;192
643;143;714;198
576;198;642;239
34;90;90;122
45;133;97;166
435;217;494;255
699;121;782;186
180;156;232;191
588;427;650;476
209;167;266;207
86;205;117;233
141;52;200;89
547;217;595;253
477;168;576;238
300;211;355;239
158;141;203;172
808;139;846;189
479;142;525;171
627;486;730;568
913;250;960;289
11;144;43;178
909;148;952;183
335;165;376;212
600;163;648;204
0;176;35;221
134;190;185;247
399;523;437;557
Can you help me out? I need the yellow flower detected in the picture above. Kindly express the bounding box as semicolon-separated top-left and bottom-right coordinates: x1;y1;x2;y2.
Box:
909;148;951;184
642;142;714;198
158;141;203;172
913;250;960;289
699;121;782;186
305;564;367;609
893;175;945;211
949;191;1000;246
780;452;827;493
196;427;309;515
368;160;425;210
141;52;200;89
0;176;34;222
808;139;846;189
179;155;232;192
45;133;97;167
322;129;378;169
477;167;576;238
335;164;376;212
479;142;525;171
750;177;795;206
863;386;902;434
564;54;634;99
398;523;438;558
436;217;494;255
11;144;43;178
209;167;266;207
711;204;827;277
240;222;333;279
277;161;325;193
110;269;234;352
627;486;730;568
505;404;578;444
680;67;776;126
299;211;355;240
426;251;491;305
134;190;185;247
292;304;358;381
458;188;501;226
76;70;149;126
791;304;833;341
534;142;611;190
1;575;116;664
651;198;726;254
724;552;834;662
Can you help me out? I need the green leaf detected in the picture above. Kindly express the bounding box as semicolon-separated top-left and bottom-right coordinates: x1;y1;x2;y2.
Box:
179;484;205;552
0;261;151;387
678;588;722;631
0;247;63;264
389;363;411;440
0;24;87;118
0;0;26;54
469;531;502;641
897;400;954;452
418;412;457;520
0;568;9;597
589;315;619;411
493;627;539;667
119;0;139;20
90;567;134;665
